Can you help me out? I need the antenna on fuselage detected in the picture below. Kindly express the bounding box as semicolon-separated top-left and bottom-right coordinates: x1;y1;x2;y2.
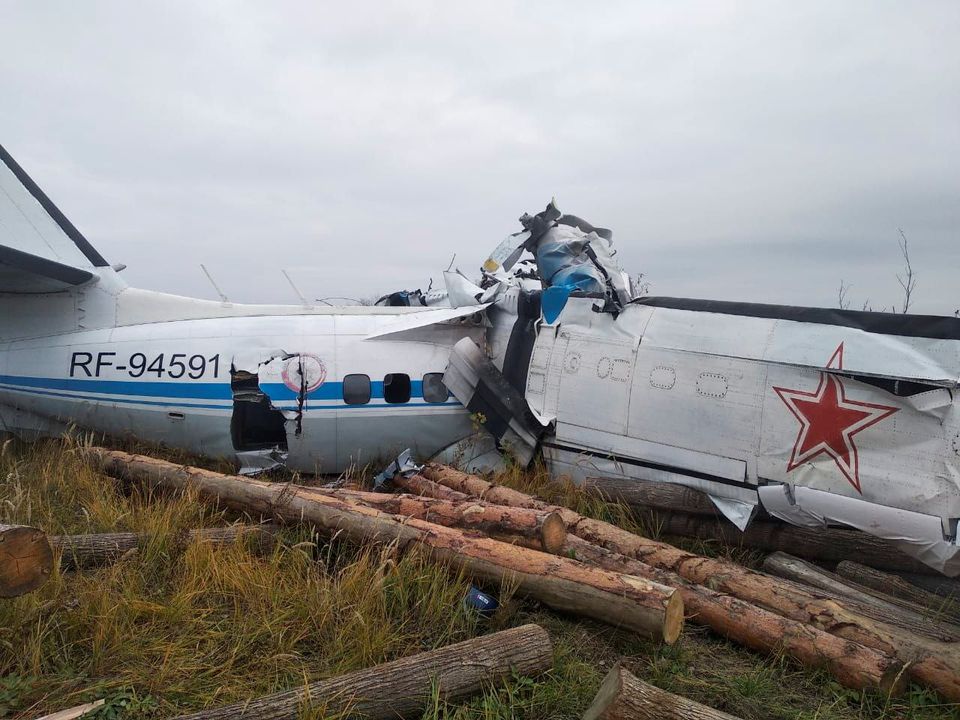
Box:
200;264;230;304
282;269;311;307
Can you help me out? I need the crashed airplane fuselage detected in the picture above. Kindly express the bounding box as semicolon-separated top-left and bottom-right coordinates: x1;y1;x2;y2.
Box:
2;142;959;574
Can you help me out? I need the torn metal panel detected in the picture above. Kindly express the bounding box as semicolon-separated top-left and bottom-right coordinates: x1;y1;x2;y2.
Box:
373;448;422;490
444;338;545;466
236;448;288;476
229;351;302;470
542;441;758;505
430;433;507;475
534;224;607;295
708;496;758;531
759;483;960;576
516;201;635;312
253;353;330;453
482;230;530;274
443;271;485;308
375;289;430;307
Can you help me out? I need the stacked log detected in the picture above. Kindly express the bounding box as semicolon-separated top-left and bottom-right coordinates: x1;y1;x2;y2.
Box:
307;488;568;553
79;449;960;700
644;511;937;574
84;448;684;644
410;472;903;692
763;552;960;641
836;561;960;623
886;571;960;599
562;536;903;693
581;476;724;517
420;464;960;701
0;523;54;597
173;623;552;720
390;473;470;501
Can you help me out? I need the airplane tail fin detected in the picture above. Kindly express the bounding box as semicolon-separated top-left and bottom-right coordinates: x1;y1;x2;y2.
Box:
0;143;113;293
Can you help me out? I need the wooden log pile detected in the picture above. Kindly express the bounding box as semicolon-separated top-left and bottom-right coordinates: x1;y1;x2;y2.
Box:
60;447;960;704
84;449;684;644
414;463;960;701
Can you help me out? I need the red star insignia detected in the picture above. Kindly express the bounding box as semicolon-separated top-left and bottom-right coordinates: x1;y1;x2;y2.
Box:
773;343;898;493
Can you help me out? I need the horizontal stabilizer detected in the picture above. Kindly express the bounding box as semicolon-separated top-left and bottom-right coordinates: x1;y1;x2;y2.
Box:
0;143;108;293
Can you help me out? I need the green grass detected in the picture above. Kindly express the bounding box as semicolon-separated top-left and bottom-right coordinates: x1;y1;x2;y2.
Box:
0;437;958;719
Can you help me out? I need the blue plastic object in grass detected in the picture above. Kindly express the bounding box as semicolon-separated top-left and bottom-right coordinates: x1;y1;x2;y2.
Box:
464;585;499;617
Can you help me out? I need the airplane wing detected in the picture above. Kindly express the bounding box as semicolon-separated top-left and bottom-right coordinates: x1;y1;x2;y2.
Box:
0;143;107;293
363;303;491;340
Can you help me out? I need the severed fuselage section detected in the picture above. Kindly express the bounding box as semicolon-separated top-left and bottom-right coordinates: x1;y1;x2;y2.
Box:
437;202;960;575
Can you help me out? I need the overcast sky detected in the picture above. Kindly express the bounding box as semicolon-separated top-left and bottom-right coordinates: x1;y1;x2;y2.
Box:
2;2;957;314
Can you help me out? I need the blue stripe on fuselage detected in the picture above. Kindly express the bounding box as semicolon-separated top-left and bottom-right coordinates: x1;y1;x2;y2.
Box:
0;375;455;409
0;374;233;399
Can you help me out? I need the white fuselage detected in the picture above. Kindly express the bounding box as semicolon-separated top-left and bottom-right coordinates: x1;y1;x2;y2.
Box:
0;282;483;473
525;296;960;571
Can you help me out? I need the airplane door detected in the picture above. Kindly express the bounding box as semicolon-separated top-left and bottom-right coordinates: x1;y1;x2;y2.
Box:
524;324;568;424
555;332;635;436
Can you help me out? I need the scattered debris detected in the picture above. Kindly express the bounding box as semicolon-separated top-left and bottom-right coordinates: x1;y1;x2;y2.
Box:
32;698;105;720
463;585;498;618
372;447;421;491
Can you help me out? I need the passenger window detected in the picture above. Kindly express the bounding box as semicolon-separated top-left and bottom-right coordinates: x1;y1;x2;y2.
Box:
383;373;411;404
343;374;371;405
422;373;449;403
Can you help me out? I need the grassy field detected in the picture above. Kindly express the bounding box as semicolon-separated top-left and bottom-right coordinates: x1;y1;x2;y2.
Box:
0;437;958;719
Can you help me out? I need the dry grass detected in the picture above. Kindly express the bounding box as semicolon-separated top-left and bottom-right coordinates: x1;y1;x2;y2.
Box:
0;438;957;719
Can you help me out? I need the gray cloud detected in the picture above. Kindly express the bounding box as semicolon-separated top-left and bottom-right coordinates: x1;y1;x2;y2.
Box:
1;1;957;314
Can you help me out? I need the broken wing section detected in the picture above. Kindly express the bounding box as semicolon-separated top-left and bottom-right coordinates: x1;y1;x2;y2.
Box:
759;484;960;576
363;304;490;341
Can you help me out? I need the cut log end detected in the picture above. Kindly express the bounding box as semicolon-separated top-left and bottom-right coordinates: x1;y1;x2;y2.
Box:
0;524;54;597
663;590;685;645
582;665;628;720
540;512;567;555
583;665;743;720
